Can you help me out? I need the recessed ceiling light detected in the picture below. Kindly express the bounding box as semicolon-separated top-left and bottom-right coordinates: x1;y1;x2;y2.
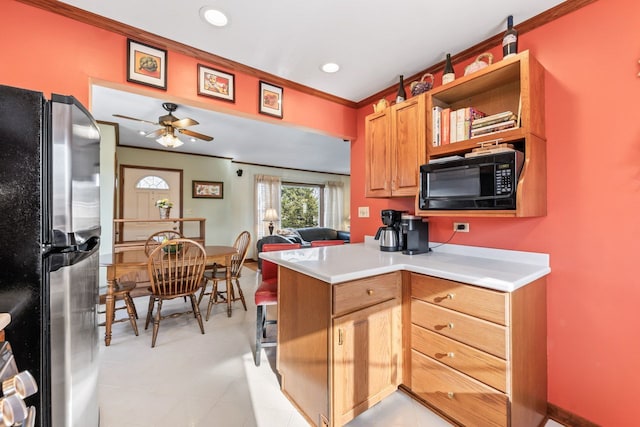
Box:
321;63;340;73
200;7;229;27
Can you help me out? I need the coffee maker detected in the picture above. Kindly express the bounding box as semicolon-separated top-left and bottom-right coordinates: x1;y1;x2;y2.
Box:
400;214;430;255
374;209;404;251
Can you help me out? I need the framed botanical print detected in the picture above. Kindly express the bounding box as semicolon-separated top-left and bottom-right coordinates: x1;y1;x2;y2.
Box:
192;180;223;199
127;39;167;90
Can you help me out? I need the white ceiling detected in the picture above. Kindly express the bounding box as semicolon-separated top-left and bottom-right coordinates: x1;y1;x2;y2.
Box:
91;85;351;175
66;0;566;174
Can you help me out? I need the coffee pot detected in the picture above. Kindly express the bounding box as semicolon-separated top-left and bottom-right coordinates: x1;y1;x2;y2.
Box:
374;209;404;252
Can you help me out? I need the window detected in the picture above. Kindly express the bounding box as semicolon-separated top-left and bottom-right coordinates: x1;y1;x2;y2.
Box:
281;183;323;228
136;175;170;189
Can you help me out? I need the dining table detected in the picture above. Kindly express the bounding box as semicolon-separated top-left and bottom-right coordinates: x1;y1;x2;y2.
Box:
99;245;238;346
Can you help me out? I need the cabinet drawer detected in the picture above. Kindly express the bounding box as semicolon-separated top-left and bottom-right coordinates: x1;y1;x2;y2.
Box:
411;274;507;325
412;299;507;359
411;350;508;427
411;324;507;393
333;272;400;316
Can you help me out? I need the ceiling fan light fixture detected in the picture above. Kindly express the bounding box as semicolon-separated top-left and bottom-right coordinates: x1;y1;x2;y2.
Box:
200;7;228;27
321;62;340;73
156;134;184;148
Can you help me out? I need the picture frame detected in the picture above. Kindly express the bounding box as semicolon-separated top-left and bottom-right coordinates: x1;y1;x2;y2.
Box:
192;180;223;199
197;64;235;103
127;39;167;90
258;81;283;119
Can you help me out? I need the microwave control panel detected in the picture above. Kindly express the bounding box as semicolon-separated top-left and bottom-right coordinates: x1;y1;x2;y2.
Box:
495;163;514;195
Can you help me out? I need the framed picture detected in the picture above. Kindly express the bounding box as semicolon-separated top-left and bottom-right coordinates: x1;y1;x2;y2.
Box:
127;39;167;90
258;81;283;118
192;181;223;199
198;64;235;103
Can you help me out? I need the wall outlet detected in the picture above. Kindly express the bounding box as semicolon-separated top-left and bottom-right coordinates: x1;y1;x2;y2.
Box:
358;206;370;218
453;222;469;232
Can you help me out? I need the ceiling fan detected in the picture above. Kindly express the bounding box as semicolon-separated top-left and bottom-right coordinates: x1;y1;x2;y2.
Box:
113;102;213;148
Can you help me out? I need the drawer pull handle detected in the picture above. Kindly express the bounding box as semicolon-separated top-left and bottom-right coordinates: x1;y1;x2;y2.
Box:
446;293;455;300
447;391;455;399
366;289;374;296
448;352;455;358
448;322;454;329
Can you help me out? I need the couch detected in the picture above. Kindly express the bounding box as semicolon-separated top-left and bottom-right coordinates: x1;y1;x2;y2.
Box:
256;227;350;267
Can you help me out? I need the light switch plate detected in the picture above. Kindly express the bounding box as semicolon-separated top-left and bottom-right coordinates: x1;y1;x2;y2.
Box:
358;206;370;218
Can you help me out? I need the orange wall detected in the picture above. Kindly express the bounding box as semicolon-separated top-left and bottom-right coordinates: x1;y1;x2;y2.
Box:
3;0;640;425
1;2;357;141
351;0;640;425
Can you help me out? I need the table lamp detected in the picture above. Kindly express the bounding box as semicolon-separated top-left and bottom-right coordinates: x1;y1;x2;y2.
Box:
264;208;279;235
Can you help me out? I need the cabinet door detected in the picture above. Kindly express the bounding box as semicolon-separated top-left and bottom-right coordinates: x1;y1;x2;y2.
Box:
390;96;427;196
364;110;391;197
332;298;401;425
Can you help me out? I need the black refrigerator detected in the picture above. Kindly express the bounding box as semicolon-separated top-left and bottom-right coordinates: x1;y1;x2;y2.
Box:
0;85;101;427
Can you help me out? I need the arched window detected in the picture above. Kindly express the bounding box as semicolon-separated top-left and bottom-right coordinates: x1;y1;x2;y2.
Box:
136;175;170;190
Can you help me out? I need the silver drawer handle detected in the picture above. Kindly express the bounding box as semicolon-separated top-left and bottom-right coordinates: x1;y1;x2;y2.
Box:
446;293;455;299
366;289;374;296
448;322;454;329
448;352;455;358
447;391;455;399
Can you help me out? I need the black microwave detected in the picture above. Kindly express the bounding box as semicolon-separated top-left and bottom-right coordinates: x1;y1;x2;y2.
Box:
419;151;524;210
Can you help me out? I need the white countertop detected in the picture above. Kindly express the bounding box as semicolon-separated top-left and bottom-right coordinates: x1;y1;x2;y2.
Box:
259;238;550;292
0;313;10;331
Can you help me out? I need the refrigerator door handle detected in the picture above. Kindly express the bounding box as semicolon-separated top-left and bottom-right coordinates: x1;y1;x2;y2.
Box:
46;236;100;273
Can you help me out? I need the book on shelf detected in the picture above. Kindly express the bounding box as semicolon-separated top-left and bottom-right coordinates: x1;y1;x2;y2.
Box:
471;111;516;128
432;106;442;147
449;109;457;143
452;107;485;141
470;119;517;137
441;107;451;145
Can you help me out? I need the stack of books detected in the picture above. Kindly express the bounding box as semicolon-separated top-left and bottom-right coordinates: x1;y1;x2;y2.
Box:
432;106;486;146
470;111;518;138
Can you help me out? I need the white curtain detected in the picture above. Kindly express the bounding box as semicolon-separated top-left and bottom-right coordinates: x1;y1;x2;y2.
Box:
324;181;344;230
255;175;281;240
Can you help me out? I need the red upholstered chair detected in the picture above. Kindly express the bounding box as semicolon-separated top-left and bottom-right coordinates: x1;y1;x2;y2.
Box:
310;240;345;247
254;242;300;366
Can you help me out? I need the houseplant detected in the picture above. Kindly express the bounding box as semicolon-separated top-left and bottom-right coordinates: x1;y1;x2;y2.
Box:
155;199;173;219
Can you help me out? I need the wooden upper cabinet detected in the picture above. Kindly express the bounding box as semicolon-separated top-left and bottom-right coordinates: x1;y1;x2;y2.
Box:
364;109;391;197
391;95;427;196
365;94;427;198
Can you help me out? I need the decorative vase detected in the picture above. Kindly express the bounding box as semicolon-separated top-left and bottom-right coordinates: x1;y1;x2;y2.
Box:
159;207;171;219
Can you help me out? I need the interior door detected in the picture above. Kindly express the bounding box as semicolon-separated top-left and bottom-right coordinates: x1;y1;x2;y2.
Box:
120;166;182;242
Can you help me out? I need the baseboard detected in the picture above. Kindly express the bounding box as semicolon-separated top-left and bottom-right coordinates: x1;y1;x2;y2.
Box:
547;403;601;427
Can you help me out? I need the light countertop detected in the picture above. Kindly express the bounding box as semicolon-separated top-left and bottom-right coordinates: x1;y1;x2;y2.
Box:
259;238;550;292
0;313;10;331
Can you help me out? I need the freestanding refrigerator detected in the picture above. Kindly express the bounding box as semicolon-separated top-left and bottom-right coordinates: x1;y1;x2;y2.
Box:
0;84;101;427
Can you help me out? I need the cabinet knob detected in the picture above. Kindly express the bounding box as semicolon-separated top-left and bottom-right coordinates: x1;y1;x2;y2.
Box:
448;352;455;358
448;322;454;329
446;293;455;300
366;289;374;296
447;391;455;399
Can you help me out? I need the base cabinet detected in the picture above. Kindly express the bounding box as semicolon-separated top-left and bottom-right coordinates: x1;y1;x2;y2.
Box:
333;299;401;425
277;268;402;427
407;273;547;427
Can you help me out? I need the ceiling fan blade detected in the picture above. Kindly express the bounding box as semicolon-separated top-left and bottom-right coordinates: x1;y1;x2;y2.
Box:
113;114;159;126
171;117;199;128
178;128;213;141
144;128;165;138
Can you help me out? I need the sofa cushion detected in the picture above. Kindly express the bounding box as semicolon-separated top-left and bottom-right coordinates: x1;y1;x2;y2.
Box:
296;227;338;242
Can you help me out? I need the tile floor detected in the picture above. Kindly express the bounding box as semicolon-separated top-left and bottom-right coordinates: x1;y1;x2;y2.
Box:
98;267;563;427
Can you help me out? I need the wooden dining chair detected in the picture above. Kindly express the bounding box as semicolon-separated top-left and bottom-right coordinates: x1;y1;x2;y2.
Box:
310;240;345;247
98;272;139;337
144;230;184;255
198;230;251;320
145;238;207;348
254;242;300;366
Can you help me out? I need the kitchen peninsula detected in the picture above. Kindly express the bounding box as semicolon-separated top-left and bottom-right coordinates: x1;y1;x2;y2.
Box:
260;239;549;427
